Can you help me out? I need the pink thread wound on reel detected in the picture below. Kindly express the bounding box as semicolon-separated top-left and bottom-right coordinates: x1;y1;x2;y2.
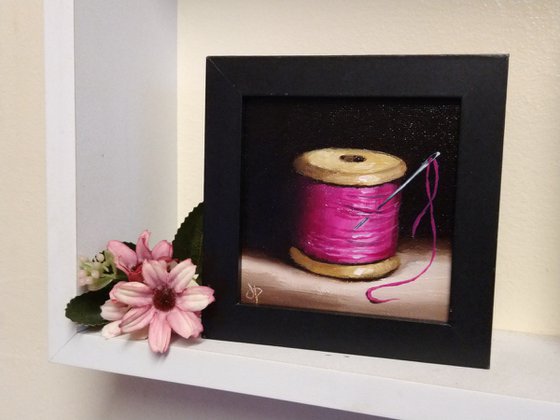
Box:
294;177;401;265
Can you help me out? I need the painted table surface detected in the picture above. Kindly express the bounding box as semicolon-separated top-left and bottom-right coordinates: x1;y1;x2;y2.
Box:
241;238;451;323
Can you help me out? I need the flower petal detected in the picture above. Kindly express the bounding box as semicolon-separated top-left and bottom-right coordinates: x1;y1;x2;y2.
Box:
107;241;137;272
120;306;155;333
176;286;215;312
111;281;153;306
168;259;196;292
166;308;203;339
101;321;122;339
109;281;127;300
100;299;128;321
142;260;168;289
148;311;172;353
151;240;173;260
135;230;152;262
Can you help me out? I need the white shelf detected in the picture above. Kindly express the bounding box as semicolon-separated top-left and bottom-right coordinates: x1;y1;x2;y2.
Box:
45;1;560;419
51;330;560;419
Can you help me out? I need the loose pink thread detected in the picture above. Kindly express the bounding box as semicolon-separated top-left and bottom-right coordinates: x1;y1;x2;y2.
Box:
366;157;440;303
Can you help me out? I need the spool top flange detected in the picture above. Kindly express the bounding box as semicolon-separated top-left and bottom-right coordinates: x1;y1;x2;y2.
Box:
293;148;407;186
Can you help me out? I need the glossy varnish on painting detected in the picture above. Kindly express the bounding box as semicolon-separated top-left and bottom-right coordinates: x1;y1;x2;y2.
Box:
290;148;406;279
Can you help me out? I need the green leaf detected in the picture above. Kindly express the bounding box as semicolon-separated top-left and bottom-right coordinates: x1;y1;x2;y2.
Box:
123;241;136;251
173;202;204;274
65;287;112;326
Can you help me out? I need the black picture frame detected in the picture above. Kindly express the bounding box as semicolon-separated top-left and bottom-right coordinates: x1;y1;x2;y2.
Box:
202;55;508;368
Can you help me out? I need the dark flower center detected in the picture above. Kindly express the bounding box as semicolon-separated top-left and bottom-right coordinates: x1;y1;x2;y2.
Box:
127;264;144;282
152;287;176;312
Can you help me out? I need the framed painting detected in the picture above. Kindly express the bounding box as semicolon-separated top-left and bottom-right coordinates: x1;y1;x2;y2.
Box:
202;55;508;368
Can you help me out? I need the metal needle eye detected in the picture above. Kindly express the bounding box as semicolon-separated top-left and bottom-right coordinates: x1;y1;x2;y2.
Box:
354;151;441;230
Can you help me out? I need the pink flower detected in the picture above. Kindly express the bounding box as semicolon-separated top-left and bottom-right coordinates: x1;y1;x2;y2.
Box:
108;230;173;282
100;291;129;338
99;293;149;340
109;259;215;353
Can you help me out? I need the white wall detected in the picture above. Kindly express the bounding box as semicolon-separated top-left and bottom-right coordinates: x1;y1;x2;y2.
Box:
1;0;559;419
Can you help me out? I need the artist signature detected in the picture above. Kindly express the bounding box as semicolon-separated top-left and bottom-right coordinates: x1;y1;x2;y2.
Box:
245;283;263;304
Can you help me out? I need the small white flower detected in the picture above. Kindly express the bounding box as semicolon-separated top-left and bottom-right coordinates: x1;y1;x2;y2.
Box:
78;250;118;291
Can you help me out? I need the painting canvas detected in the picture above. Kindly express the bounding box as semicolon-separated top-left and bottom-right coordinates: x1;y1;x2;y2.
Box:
240;97;459;323
202;55;507;367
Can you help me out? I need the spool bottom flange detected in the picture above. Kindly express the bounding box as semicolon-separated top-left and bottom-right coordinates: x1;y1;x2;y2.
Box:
289;247;400;281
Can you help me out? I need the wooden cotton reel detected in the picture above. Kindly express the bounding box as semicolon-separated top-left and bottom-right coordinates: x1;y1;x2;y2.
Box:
290;148;407;280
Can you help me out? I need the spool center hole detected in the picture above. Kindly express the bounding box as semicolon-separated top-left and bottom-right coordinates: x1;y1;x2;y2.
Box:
340;154;366;163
